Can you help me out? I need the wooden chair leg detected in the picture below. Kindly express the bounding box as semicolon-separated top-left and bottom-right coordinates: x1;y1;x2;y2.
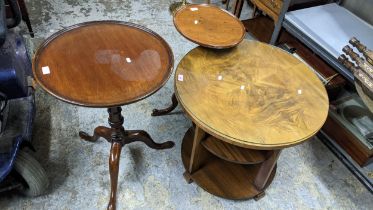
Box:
233;0;244;18
17;0;34;37
252;5;258;18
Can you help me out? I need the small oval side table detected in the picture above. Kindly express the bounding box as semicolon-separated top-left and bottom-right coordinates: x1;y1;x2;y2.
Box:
33;21;174;210
175;40;329;199
173;4;245;49
152;4;245;116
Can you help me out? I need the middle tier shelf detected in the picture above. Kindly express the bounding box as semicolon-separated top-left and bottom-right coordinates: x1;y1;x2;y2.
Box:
201;135;270;164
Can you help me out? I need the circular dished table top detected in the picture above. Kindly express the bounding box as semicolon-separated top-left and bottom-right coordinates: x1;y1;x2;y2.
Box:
33;21;174;108
175;40;329;150
173;4;245;49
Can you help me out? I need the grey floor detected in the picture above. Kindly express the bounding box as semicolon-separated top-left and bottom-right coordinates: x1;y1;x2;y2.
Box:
1;0;372;209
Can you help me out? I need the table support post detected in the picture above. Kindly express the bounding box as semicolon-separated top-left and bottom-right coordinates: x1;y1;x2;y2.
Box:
254;150;281;191
107;107;125;210
184;126;206;182
189;126;206;173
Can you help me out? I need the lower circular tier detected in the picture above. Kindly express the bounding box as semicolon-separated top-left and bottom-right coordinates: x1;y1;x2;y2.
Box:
181;127;277;200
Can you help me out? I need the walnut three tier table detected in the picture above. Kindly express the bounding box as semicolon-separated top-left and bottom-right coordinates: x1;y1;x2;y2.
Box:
176;40;329;200
32;21;174;210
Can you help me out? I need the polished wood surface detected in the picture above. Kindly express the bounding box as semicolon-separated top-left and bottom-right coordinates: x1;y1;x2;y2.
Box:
33;21;174;107
242;15;345;100
202;136;269;164
173;4;245;49
175;40;329;149
181;127;277;200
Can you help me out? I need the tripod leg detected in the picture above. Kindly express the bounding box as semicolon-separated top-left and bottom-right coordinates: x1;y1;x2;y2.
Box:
151;93;178;116
79;126;111;142
126;130;175;149
107;141;122;210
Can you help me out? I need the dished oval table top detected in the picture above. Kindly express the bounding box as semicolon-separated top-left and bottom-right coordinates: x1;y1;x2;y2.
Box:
33;21;174;107
173;4;245;49
175;40;329;149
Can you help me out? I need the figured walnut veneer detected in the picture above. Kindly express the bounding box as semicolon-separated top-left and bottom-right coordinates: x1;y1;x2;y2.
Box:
175;40;329;150
173;4;245;49
33;21;173;107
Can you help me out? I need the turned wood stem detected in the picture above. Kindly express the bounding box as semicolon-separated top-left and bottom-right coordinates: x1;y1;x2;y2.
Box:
107;107;125;210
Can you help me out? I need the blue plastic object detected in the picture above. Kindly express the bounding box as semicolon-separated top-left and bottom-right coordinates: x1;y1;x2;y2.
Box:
0;0;36;191
0;31;32;99
0;95;35;181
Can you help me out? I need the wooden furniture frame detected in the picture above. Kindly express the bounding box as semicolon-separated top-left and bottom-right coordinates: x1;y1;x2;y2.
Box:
234;0;291;44
181;126;280;199
32;21;175;210
173;40;329;199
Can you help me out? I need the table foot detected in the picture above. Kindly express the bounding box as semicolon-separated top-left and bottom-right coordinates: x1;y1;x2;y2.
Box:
79;126;111;142
183;171;193;184
254;191;266;201
126;130;175;150
151;93;178;116
108;141;122;210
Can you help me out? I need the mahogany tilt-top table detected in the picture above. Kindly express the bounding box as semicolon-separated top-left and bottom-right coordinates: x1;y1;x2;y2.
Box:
32;21;174;210
175;40;329;199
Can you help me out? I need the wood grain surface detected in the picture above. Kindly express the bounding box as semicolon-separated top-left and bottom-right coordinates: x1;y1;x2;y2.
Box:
33;21;173;107
175;40;329;149
201;135;269;164
173;4;245;49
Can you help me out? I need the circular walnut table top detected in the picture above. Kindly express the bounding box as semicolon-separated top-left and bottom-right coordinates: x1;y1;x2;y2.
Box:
175;40;329;149
173;4;245;49
33;21;173;107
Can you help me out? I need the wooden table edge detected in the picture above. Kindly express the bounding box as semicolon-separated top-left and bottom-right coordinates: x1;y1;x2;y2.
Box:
173;4;246;49
32;20;175;108
174;76;329;150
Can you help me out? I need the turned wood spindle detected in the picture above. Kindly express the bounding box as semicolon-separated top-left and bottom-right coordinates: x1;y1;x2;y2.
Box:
338;54;358;73
343;45;373;79
338;53;373;98
349;37;373;66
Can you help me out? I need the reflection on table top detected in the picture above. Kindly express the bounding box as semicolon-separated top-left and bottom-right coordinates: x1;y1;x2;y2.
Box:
174;4;245;49
33;21;173;107
175;40;329;149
